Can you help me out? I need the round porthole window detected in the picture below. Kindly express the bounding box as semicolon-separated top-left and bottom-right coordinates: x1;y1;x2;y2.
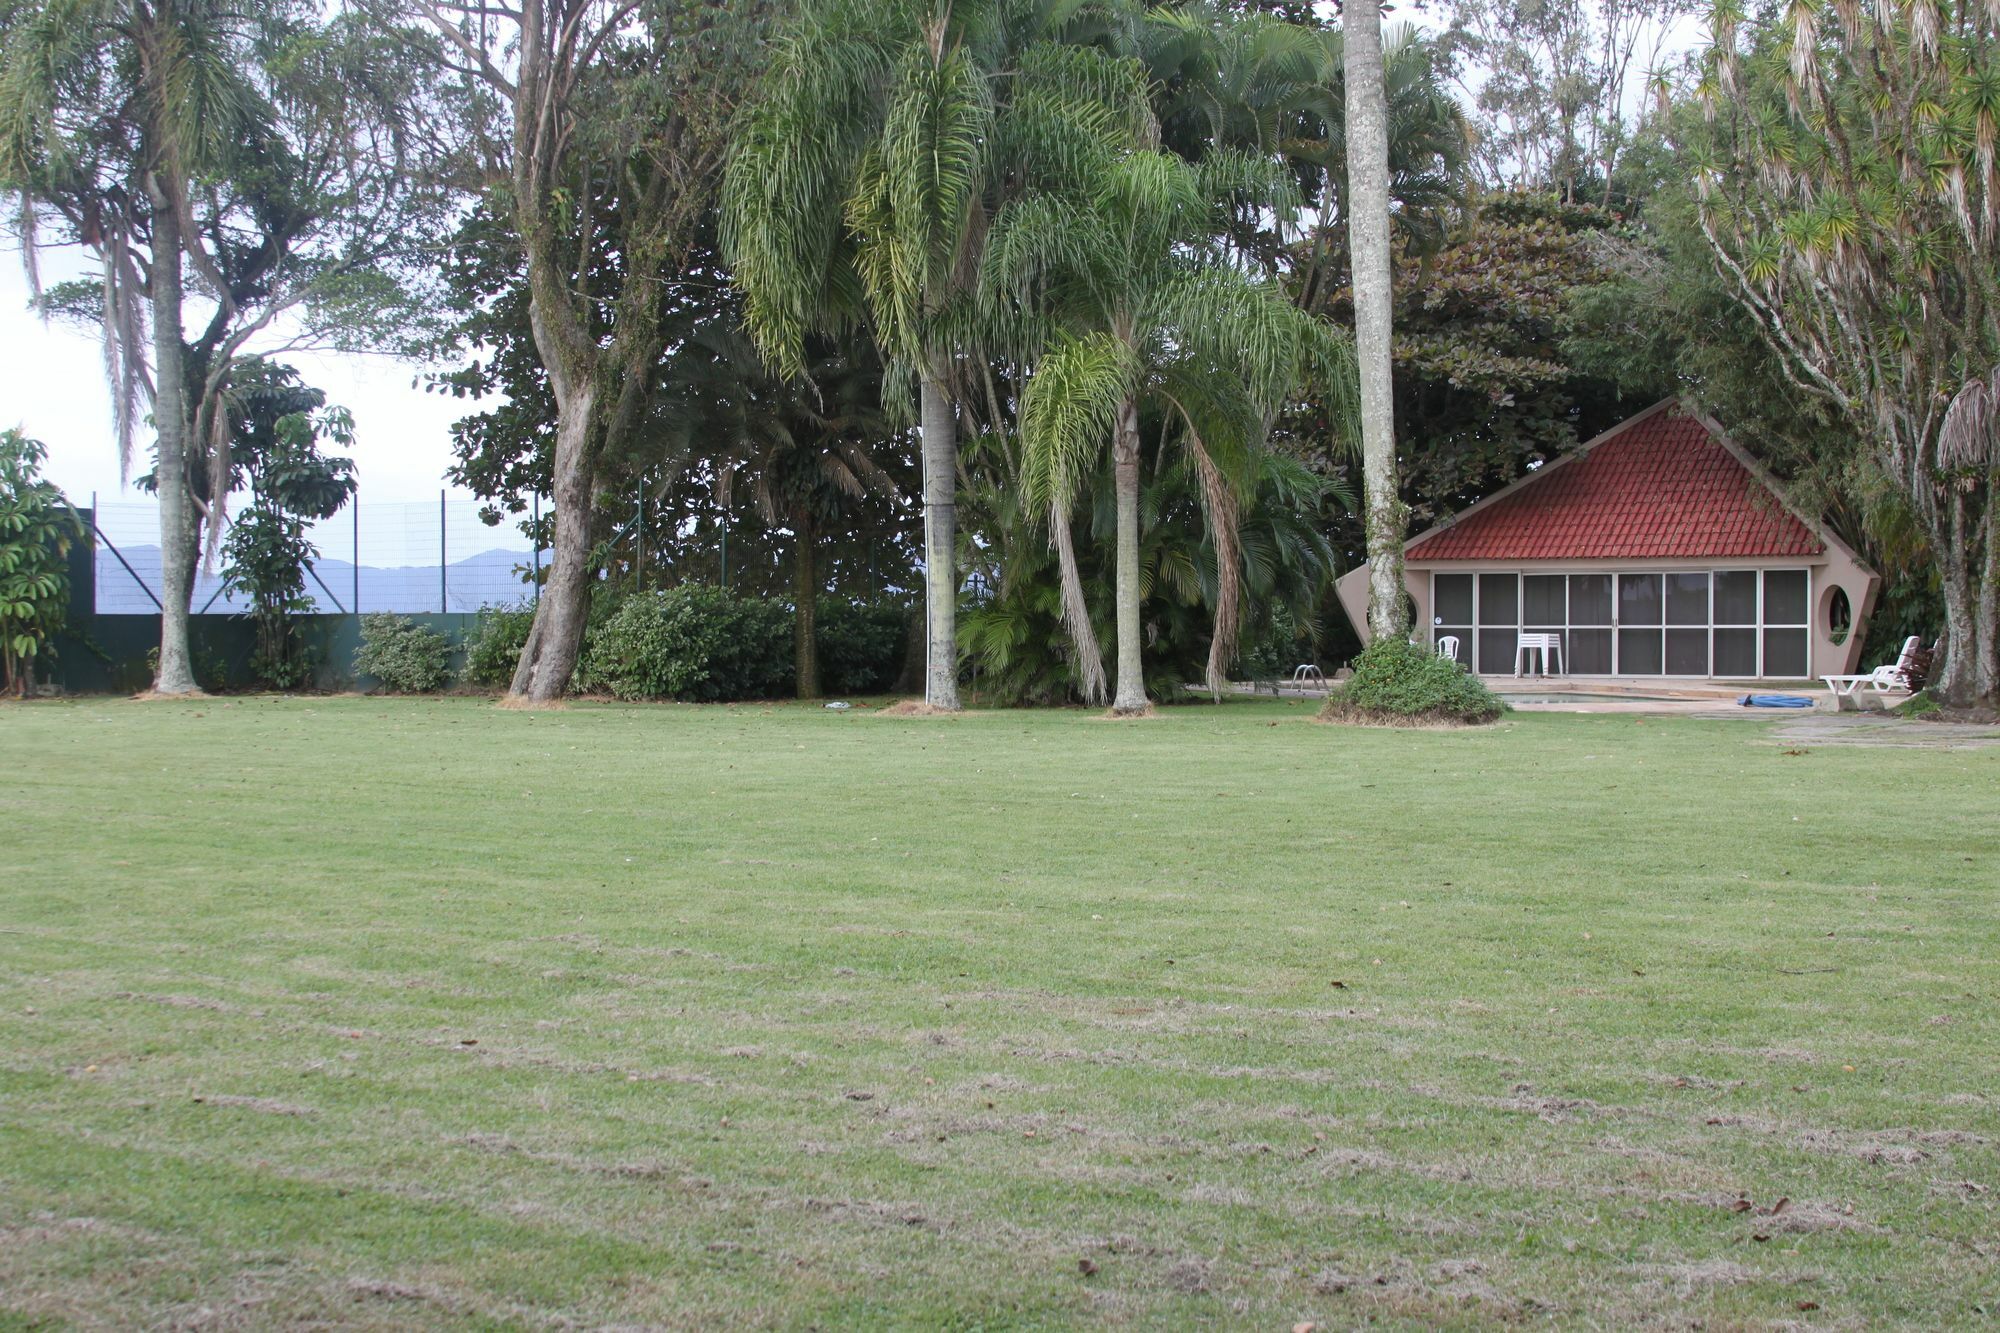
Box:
1824;585;1853;645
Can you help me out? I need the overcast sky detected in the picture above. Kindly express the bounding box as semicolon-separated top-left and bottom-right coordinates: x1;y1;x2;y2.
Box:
0;260;480;506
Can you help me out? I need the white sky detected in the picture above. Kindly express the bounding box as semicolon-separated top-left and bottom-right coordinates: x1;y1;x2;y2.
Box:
0;260;481;506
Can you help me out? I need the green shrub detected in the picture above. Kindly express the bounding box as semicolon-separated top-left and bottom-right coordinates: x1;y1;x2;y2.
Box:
1896;689;1943;719
353;613;452;693
816;598;909;695
463;604;537;688
577;585;791;701
1;428;82;696
1320;638;1504;725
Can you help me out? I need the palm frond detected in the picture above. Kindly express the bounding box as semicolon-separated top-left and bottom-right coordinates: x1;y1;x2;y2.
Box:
1019;329;1137;508
875;39;994;365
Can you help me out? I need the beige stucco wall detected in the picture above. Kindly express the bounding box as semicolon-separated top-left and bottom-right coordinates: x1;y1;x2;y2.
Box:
1334;552;1880;679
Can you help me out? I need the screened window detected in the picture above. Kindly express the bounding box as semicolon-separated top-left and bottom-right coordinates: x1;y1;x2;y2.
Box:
1430;568;1810;677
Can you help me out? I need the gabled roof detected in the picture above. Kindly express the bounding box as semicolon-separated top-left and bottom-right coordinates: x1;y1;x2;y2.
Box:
1408;401;1828;562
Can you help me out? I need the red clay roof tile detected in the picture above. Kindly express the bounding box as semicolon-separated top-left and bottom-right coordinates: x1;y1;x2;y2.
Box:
1409;409;1825;562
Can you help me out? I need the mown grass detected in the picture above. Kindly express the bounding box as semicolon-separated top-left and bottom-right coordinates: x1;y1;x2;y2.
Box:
1;695;1995;1329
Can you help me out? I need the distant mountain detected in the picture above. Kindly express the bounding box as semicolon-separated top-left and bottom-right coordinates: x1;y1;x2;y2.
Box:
93;544;541;616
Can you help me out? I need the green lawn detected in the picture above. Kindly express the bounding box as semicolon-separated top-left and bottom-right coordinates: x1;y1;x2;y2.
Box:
1;697;1995;1328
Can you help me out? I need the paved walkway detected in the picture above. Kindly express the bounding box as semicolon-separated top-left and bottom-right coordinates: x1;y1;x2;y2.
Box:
1762;712;2000;750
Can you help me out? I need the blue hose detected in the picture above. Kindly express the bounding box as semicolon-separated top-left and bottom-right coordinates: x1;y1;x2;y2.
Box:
1738;694;1815;708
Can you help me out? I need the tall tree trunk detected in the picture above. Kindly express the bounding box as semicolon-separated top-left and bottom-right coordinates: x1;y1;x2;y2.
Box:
794;505;819;699
147;177;199;696
919;371;960;710
508;377;597;702
1977;497;1999;705
1936;558;1977;704
1111;398;1147;714
1927;490;1999;709
1343;0;1408;645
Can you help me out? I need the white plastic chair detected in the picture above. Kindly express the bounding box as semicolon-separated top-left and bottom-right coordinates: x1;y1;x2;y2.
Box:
1515;632;1563;676
1435;635;1460;662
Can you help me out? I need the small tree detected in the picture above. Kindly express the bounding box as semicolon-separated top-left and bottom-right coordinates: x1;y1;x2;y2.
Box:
0;429;82;697
217;365;357;688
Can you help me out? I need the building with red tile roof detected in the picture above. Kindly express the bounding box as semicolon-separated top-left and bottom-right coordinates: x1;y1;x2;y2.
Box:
1334;401;1879;680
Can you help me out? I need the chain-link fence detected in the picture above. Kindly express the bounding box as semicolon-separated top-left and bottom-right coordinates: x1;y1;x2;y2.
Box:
87;491;547;616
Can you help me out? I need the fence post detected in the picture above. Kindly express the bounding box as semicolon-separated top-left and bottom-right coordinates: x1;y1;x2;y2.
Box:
439;489;447;614
352;498;360;616
532;492;541;604
635;485;644;590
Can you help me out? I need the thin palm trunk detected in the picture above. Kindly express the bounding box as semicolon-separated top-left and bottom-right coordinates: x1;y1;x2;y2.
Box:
919;371;960;710
1111;398;1147;714
147;173;199;696
1343;0;1408;643
1051;501;1107;705
794;505;820;699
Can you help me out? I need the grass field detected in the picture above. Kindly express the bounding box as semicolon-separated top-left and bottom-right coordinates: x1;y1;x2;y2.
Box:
1;696;1996;1328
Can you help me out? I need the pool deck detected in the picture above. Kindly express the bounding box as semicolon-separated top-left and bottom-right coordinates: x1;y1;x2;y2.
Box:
1484;676;1837;714
1239;675;1909;715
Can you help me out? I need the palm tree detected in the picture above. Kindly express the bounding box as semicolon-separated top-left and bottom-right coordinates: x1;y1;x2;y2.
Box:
0;0;258;694
725;0;985;710
993;146;1347;711
960;444;1342;704
722;0;1146;710
1341;0;1408;642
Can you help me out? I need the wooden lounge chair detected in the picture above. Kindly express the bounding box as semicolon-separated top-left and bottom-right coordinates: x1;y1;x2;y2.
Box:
1822;636;1925;705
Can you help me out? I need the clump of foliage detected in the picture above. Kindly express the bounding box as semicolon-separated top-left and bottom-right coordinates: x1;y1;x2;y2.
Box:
216;362;357;689
0;429;81;696
576;586;791;702
963;446;1341;706
815;599;909;696
353;614;451;693
462;604;537;688
1320;638;1505;725
1896;691;1943;720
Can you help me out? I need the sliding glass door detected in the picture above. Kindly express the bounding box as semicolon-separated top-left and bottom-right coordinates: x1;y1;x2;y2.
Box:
1616;574;1663;674
1762;571;1810;677
1430;569;1810;677
1567;575;1613;673
1433;574;1473;667
1665;573;1711;675
1477;573;1518;674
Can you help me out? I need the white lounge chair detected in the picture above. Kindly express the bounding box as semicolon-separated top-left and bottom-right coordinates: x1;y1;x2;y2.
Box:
1822;636;1925;704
